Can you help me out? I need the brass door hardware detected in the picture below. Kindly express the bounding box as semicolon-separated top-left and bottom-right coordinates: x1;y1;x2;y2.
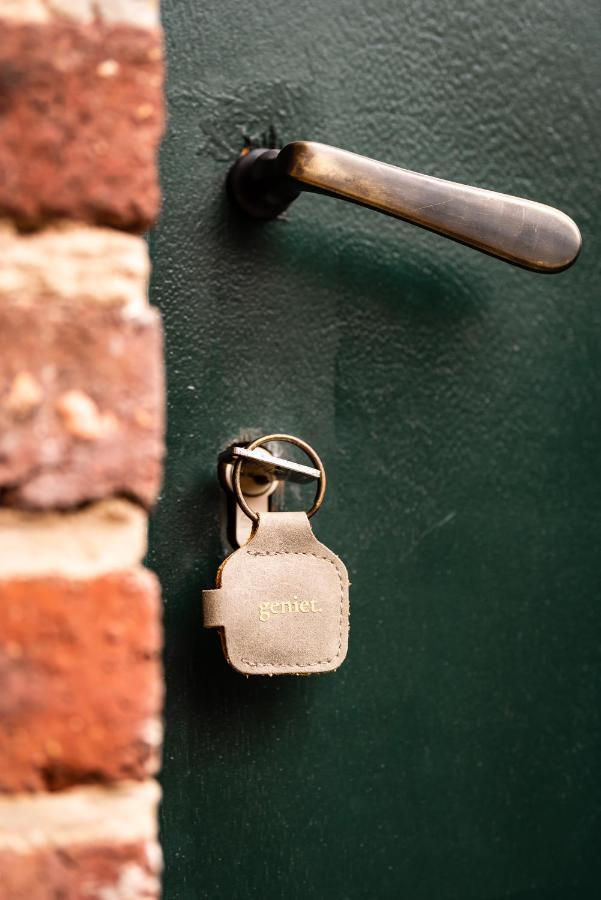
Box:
228;142;581;273
219;438;322;547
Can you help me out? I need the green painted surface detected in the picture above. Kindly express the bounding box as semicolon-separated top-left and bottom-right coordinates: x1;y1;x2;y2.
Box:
149;1;601;897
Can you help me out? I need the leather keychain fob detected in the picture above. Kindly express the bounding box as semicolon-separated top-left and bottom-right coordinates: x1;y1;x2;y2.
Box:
203;435;350;676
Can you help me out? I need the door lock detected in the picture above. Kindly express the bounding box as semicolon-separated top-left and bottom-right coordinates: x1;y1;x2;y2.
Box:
228;141;581;273
219;437;322;547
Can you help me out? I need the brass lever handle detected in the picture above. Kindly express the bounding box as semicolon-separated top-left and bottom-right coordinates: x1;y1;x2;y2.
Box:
228;141;581;273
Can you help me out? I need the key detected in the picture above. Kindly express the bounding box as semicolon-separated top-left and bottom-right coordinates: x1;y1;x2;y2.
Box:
203;435;350;676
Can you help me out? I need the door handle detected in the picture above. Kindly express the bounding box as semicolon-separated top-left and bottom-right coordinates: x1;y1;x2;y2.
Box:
228;141;581;273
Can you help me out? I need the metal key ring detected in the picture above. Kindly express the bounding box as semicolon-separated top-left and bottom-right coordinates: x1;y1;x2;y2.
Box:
233;433;327;522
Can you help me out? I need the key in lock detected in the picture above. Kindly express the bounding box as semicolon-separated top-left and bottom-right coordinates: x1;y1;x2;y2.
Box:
206;434;350;676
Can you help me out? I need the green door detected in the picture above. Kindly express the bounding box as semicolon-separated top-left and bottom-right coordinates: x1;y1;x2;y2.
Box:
149;1;601;897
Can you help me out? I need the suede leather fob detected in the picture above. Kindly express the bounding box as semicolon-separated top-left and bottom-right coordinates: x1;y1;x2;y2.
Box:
203;511;349;675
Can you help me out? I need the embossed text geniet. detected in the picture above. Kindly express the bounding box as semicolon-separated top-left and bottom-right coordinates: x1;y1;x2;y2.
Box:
259;596;322;622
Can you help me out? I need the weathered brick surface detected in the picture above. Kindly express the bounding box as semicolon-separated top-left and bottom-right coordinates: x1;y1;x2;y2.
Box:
0;780;161;898
0;0;166;887
0;570;162;792
0;0;159;28
0;840;161;899
0;221;150;312
0;22;163;231
0;301;164;509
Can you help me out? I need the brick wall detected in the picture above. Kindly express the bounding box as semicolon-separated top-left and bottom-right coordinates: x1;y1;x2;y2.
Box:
0;1;166;896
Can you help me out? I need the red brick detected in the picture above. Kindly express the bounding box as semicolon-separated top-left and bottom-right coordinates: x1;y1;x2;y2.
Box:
0;22;164;232
0;570;162;792
0;839;160;899
0;300;164;509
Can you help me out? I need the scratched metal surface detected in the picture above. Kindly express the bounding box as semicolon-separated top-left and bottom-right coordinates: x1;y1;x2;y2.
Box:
148;1;601;897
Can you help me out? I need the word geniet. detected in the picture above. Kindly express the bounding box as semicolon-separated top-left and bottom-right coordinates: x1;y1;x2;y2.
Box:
259;596;322;622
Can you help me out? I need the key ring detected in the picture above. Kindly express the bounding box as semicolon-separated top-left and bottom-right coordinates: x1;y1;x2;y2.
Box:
232;434;327;522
